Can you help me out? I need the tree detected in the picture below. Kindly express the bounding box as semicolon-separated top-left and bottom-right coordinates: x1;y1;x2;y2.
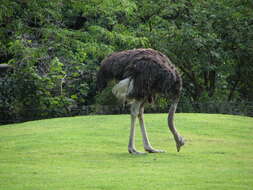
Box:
131;0;253;102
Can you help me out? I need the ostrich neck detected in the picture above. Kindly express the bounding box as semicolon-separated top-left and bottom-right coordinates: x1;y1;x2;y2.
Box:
168;101;180;142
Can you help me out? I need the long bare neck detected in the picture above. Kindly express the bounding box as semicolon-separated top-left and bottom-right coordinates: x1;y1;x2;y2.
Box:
167;98;184;152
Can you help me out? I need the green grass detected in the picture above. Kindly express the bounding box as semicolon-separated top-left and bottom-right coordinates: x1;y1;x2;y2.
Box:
0;113;252;190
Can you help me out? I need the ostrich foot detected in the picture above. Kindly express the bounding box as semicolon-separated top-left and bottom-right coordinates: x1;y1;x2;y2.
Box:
145;148;165;153
128;148;146;155
176;136;185;152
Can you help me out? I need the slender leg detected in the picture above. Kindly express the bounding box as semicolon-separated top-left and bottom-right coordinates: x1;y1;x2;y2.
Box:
138;105;165;153
128;101;145;154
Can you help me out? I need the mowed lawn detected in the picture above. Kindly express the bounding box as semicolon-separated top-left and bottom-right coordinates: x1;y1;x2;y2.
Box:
0;113;252;190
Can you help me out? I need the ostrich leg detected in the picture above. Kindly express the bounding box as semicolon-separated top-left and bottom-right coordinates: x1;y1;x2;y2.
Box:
138;105;165;153
128;101;145;154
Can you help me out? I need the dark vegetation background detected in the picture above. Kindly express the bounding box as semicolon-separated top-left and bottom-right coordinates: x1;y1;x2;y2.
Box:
0;0;253;124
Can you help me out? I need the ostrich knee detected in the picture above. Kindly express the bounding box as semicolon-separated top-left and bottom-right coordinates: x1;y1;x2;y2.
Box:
138;105;165;153
128;101;144;154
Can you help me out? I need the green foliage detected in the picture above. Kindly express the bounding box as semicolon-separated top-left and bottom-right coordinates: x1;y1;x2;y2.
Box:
0;0;252;123
95;81;119;105
131;0;253;102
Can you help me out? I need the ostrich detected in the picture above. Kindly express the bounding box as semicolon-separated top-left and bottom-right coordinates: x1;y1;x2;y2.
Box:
97;48;185;154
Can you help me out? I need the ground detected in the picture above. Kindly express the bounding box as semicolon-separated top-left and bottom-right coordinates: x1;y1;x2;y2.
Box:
0;113;252;190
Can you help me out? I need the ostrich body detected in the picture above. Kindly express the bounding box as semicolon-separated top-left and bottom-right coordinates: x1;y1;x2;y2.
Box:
97;48;185;154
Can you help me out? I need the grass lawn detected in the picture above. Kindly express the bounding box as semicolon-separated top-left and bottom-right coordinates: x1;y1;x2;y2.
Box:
0;113;252;190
